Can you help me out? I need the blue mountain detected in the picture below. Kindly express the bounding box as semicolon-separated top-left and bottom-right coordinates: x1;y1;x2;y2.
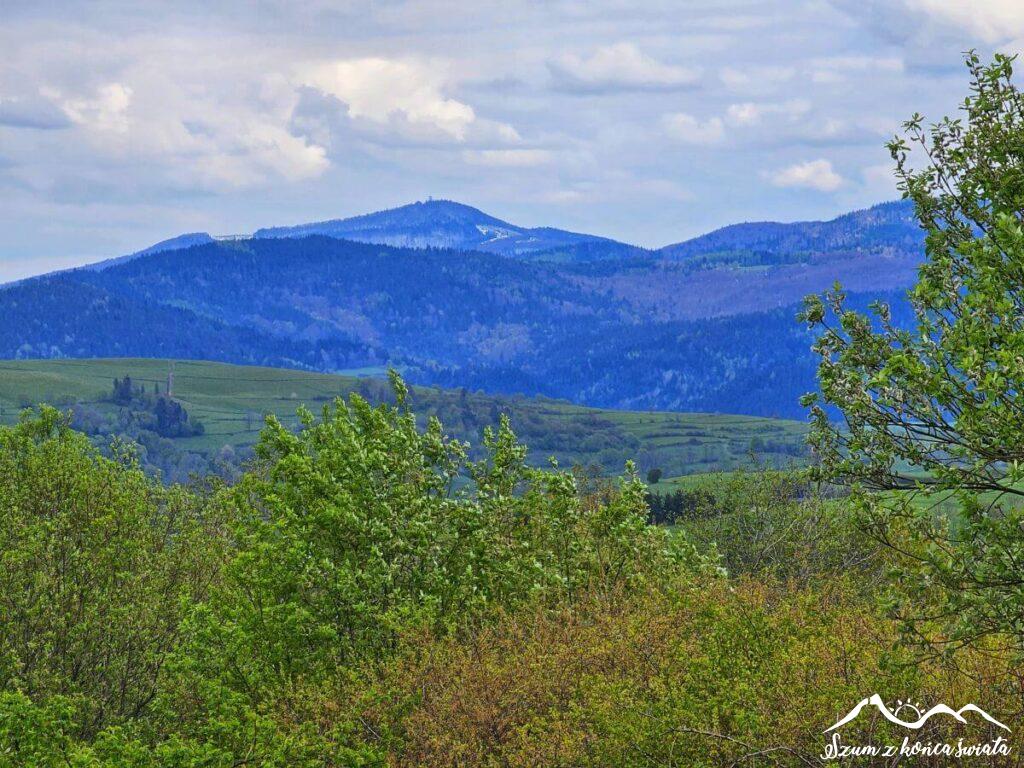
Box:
0;198;925;419
253;199;649;261
86;232;216;271
659;200;922;262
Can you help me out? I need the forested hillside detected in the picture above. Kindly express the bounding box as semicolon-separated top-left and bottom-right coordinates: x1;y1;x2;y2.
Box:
254;198;650;261
0;202;921;419
660;199;921;261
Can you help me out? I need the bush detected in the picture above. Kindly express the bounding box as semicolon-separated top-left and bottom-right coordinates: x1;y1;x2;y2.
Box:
0;381;1020;765
368;577;1020;766
679;468;881;586
0;408;223;738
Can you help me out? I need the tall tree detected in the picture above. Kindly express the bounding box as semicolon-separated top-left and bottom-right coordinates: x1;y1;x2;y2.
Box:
802;53;1024;651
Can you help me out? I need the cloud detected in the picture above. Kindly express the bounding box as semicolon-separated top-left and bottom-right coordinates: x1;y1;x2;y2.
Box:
0;94;72;129
719;66;795;94
662;113;724;144
725;99;811;126
898;0;1024;43
199;123;329;186
51;76;329;191
767;159;845;191
57;83;133;133
829;0;1024;46
16;64;333;194
548;42;700;93
304;58;478;140
462;148;553;167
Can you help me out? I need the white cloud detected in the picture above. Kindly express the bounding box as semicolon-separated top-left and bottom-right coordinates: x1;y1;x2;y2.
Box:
548;42;700;93
198;123;329;187
662;113;725;144
304;58;477;140
58;83;133;133
767;159;845;191
726;99;811;126
900;0;1024;43
462;148;553;167
50;74;330;191
2;50;520;198
830;0;1024;47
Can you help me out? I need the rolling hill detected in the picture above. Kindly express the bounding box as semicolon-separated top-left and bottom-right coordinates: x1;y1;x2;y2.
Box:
0;359;809;483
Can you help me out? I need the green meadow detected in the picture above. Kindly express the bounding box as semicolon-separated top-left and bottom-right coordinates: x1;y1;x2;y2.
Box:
0;358;808;478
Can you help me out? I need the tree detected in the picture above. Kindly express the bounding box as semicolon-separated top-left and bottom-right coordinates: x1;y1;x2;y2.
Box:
0;408;222;737
801;53;1024;651
646;467;663;484
169;374;697;722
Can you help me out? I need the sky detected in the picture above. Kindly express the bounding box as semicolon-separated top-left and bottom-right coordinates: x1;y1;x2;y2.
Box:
2;0;1024;280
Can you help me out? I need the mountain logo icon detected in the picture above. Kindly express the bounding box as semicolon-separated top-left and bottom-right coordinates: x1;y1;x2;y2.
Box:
825;694;1010;733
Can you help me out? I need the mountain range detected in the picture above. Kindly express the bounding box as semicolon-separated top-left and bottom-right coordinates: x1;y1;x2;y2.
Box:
661;200;920;260
253;199;650;262
87;197;923;269
0;199;924;419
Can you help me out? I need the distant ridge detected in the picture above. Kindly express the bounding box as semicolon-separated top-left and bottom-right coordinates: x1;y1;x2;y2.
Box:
86;232;216;272
252;199;649;262
63;198;923;275
659;200;922;261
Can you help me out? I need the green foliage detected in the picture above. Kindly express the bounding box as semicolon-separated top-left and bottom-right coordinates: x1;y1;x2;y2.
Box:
0;370;1019;764
145;379;703;763
0;408;222;738
802;53;1024;652
180;388;690;692
680;469;879;586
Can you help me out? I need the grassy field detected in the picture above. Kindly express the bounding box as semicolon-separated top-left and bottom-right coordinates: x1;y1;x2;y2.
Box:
649;472;741;493
0;358;809;478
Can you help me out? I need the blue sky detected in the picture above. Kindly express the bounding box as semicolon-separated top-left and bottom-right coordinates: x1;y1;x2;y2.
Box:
1;0;1022;280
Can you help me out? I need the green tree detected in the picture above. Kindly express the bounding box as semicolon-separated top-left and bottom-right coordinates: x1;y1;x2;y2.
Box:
801;53;1024;651
159;374;698;761
0;408;223;738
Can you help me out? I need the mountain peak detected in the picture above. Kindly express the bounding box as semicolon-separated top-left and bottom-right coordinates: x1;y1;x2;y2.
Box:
252;199;645;261
330;198;510;230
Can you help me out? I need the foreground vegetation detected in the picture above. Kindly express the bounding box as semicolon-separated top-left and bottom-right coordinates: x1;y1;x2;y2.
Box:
1;388;1020;767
